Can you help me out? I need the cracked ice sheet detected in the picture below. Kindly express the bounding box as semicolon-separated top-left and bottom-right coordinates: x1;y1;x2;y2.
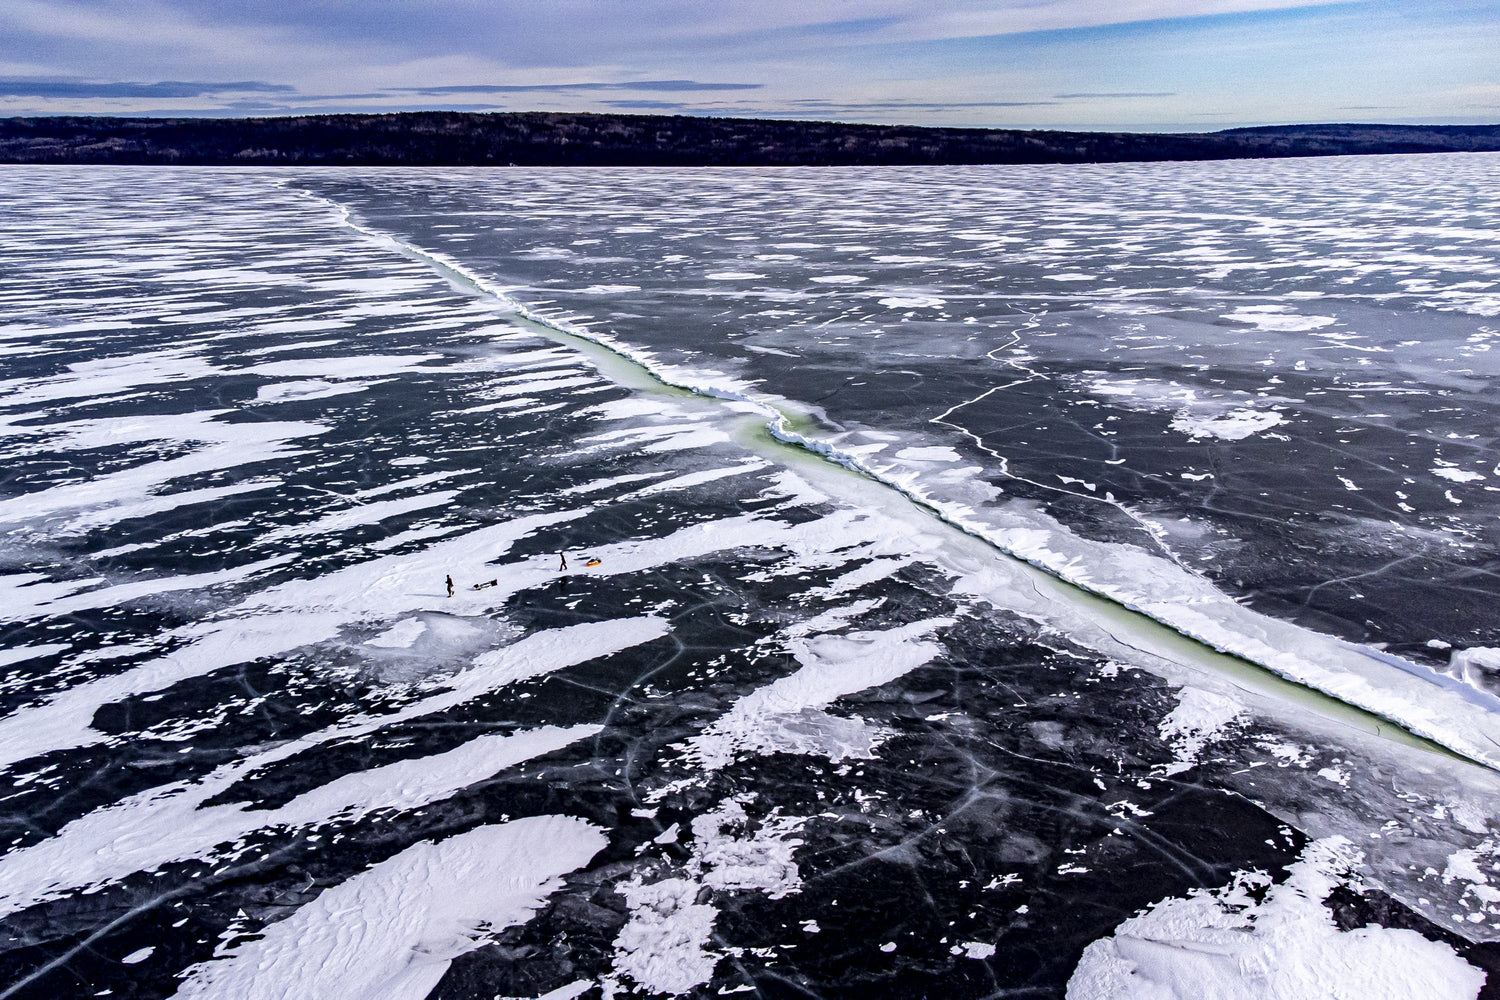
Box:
0;616;663;915
0;554;292;623
0;722;603;919
170;815;607;1000
0;349;224;406
888;467;1500;769
0;497;871;772
0;508;586;770
607;538;944;993
747;413;1500;767
1067;837;1485;999
257;489;461;542
0;411;323;530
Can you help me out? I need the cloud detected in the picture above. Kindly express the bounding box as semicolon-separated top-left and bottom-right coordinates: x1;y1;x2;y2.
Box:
602;100;692;110
1055;92;1176;98
787;99;1058;109
754;0;1361;46
617;80;764;92
393;80;762;95
1;0;299;60
0;78;292;98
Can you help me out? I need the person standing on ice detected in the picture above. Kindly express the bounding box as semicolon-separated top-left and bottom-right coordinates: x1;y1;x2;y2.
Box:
558;552;568;571
445;574;455;598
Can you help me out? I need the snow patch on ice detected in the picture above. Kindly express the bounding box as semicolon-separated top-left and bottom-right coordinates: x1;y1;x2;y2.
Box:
613;877;720;996
1441;838;1500;922
1443;840;1498;888
1158;688;1245;776
259;491;460;543
243;353;444;380
1;555;290;623
613;795;808;995
1221;304;1337;332
692;798;804;899
366;618;427;649
895;446;962;462
0;348;223;406
0;412;320;532
171;815;606;1000
1171;408;1285;441
254;379;374;403
1317;765;1351;786
0;642;69;668
878;295;946;309
1433;467;1486;484
685;618;953;770
1067;837;1484;1000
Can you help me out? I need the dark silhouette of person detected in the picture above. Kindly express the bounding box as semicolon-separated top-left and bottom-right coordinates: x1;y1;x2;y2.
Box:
558;552;568;571
445;574;455;598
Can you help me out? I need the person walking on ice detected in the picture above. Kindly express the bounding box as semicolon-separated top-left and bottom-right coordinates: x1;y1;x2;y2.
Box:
558;552;568;571
445;574;455;598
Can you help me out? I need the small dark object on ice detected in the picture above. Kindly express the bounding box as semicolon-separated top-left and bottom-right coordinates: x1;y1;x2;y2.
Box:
445;574;454;598
471;579;498;590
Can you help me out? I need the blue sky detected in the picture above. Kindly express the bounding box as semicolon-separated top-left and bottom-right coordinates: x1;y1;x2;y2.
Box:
1;0;1496;129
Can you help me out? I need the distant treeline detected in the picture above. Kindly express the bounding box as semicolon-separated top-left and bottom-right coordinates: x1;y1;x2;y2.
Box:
1;112;1498;166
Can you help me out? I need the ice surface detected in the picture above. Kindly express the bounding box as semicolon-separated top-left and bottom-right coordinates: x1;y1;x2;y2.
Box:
5;161;1500;1000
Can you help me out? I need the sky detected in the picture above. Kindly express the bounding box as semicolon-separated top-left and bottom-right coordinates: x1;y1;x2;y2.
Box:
1;0;1497;130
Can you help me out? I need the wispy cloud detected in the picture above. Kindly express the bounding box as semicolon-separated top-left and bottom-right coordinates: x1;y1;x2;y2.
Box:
787;100;1059;110
602;100;692;110
393;80;762;95
1055;92;1176;99
0;78;291;99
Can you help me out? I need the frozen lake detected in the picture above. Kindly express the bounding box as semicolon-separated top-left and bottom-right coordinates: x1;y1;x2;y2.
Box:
1;157;1499;998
